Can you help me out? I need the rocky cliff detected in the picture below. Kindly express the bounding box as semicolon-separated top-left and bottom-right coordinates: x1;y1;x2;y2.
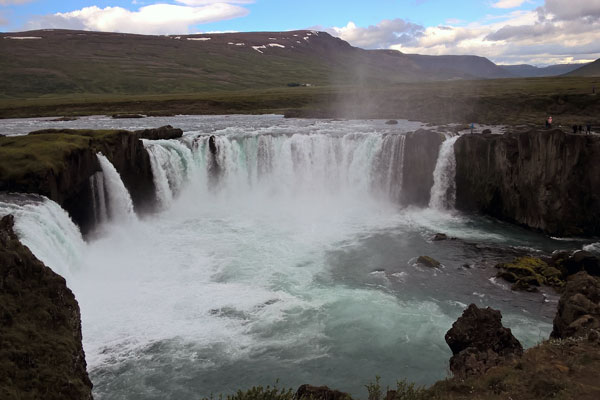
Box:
401;130;445;206
0;126;182;234
454;129;600;236
0;215;93;399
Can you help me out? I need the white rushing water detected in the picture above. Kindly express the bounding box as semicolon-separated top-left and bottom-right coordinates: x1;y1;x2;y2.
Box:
96;153;137;222
90;172;109;226
1;117;566;400
429;135;460;210
0;194;85;278
143;139;196;209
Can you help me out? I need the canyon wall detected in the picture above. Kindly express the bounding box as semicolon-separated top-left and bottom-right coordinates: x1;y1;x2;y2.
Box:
0;215;93;399
455;129;600;236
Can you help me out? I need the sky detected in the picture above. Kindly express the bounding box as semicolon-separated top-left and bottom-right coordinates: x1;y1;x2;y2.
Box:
1;0;599;66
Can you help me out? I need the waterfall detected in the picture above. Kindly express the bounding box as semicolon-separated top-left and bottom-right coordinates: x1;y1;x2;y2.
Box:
374;134;406;202
96;153;137;221
143;139;197;208
429;135;460;210
90;172;108;225
0;194;85;278
182;132;407;200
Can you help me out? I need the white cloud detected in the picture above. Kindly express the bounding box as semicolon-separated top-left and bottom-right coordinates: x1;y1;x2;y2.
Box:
325;19;423;49
541;0;600;21
492;0;527;9
327;1;600;65
25;3;249;35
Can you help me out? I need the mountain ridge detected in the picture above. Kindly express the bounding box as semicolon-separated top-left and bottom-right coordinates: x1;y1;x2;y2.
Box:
1;29;597;99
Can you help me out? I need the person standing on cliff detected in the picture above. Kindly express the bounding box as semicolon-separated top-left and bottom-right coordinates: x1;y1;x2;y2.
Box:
547;116;553;129
587;123;592;134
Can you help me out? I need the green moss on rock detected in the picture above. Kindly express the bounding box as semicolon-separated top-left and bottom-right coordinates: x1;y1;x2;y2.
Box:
496;256;565;291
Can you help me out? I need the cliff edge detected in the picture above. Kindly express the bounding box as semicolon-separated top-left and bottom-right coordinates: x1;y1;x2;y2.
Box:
0;215;93;399
455;129;600;236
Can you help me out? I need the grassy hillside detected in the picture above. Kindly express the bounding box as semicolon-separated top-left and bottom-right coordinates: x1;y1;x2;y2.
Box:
0;29;554;100
567;59;600;77
501;63;587;77
0;29;437;98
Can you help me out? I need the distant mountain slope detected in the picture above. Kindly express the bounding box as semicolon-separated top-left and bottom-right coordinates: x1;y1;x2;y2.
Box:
405;54;513;79
0;29;512;98
501;63;587;77
566;59;600;77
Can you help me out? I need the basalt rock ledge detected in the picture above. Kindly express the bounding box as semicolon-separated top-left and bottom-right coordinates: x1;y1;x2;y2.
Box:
454;129;600;236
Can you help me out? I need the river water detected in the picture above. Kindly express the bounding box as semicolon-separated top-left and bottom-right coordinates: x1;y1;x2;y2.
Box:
0;115;592;399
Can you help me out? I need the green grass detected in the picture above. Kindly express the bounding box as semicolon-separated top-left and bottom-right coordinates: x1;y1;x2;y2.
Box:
1;77;599;125
0;130;125;183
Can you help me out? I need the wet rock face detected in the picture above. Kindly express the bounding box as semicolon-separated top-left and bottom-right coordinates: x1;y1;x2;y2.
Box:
295;385;351;400
454;129;600;236
401;129;444;206
0;215;93;399
445;304;523;378
551;272;600;339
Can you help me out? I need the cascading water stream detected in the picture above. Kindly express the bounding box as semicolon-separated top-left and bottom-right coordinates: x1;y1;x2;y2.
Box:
96;153;137;221
90;172;108;225
175;132;408;202
143;139;197;209
0;194;86;278
429;135;460;210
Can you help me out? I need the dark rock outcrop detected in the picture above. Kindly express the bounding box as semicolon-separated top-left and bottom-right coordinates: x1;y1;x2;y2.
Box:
50;117;78;122
0;129;158;234
445;304;523;377
135;125;183;140
295;384;351;400
417;255;441;268
111;113;144;119
385;119;399;125
454;129;600;236
401;129;444;206
553;250;600;277
0;215;93;399
551;272;600;339
495;256;564;292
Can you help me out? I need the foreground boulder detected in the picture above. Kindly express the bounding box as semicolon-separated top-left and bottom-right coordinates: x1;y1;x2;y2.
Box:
552;250;600;277
0;215;93;399
551;272;600;339
295;384;351;400
445;304;523;378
